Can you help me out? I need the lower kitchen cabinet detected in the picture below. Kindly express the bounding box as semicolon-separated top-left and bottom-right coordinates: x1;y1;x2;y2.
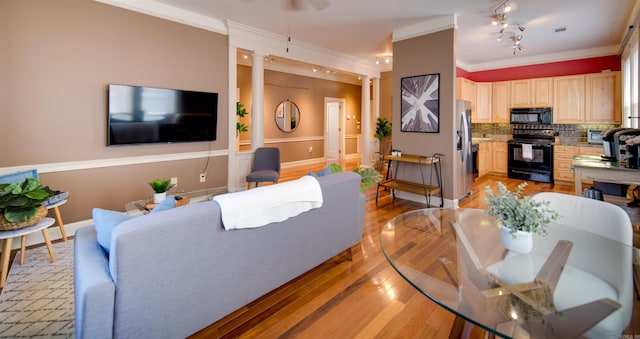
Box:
478;142;492;177
491;142;508;175
554;145;578;183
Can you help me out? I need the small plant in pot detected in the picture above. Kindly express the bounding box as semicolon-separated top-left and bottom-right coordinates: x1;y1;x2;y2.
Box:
484;181;560;253
0;178;53;227
149;178;175;203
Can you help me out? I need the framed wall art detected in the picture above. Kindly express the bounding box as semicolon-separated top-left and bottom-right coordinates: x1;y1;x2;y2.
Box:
400;73;440;133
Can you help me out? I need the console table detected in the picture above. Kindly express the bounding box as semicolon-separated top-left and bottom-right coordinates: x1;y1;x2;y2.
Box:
376;153;443;207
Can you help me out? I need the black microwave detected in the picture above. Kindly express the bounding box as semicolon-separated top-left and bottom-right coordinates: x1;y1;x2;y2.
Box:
510;107;553;125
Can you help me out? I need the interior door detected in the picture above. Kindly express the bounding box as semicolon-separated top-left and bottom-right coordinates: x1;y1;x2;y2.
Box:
325;100;342;160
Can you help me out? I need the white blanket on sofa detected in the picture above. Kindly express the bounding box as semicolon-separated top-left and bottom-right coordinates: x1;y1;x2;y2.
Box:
213;175;323;230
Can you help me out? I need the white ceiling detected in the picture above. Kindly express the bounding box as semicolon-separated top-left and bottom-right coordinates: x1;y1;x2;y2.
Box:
138;0;638;71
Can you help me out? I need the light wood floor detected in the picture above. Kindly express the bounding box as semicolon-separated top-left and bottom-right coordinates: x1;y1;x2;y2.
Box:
191;160;640;338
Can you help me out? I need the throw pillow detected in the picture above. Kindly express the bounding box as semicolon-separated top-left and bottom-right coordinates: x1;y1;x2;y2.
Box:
150;195;176;213
308;166;332;177
93;208;135;253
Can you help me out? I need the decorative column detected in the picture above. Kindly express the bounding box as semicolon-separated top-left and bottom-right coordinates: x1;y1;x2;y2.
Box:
361;76;372;167
251;53;265;150
372;77;380;165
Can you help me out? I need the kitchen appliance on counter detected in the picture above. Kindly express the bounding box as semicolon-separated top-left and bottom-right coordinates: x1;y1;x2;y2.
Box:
455;100;473;201
507;128;554;183
600;127;630;161
509;107;552;125
614;128;640;163
587;129;604;144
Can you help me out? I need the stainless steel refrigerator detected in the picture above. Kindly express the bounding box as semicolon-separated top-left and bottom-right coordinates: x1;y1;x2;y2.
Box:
454;100;473;200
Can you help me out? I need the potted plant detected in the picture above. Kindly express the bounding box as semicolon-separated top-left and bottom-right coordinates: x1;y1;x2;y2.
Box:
375;117;392;157
149;178;176;203
484;181;560;253
0;177;53;227
236;102;249;136
325;163;382;192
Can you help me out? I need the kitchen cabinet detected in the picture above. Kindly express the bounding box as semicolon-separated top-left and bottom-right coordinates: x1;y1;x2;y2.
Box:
510;78;553;108
491;142;508;175
492;81;510;123
456;77;476;110
478;141;492;177
585;72;620;124
510;80;531;107
553;75;585;124
555;145;578;183
531;77;554;106
475;82;492;123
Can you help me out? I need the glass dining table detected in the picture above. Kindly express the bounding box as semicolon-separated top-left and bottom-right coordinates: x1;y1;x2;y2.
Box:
380;208;635;339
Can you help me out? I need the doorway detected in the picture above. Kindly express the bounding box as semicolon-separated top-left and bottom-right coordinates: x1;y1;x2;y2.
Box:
325;98;345;161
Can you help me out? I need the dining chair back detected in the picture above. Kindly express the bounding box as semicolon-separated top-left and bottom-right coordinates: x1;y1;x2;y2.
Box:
246;147;281;189
531;192;633;338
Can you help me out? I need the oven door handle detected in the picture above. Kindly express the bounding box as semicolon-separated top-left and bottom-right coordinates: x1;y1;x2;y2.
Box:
511;169;550;175
509;142;553;147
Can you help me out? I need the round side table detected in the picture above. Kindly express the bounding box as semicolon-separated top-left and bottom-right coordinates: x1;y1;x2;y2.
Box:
0;217;56;287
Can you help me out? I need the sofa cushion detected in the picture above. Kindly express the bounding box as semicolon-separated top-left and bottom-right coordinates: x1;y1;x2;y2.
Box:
93;208;135;253
93;196;176;252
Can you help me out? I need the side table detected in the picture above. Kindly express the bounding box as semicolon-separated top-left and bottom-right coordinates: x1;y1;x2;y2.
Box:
0;217;56;287
45;198;68;241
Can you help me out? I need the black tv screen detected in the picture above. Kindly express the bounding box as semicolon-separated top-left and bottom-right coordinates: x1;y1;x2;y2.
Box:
108;84;218;146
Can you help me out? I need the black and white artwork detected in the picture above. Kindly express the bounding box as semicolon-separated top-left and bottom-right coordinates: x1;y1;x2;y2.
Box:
400;73;440;133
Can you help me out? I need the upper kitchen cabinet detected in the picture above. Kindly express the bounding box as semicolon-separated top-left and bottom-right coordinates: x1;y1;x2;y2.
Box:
456;77;477;109
553;75;585;124
585;72;620;124
475;82;492;123
492;81;510;123
511;78;552;108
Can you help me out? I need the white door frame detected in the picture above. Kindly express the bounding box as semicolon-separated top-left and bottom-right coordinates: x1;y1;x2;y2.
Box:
324;97;345;160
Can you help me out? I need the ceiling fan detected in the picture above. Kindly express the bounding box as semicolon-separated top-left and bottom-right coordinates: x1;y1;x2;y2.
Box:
286;0;330;11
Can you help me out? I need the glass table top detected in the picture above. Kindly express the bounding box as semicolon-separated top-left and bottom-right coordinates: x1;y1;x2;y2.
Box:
124;187;227;215
380;208;635;338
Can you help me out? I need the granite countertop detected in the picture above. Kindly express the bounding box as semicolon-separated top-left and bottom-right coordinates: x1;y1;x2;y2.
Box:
572;155;639;171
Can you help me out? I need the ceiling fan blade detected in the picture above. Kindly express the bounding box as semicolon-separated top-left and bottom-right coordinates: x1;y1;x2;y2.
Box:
307;0;329;10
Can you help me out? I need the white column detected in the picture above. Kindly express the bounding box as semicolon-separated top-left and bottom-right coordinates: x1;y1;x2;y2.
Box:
361;76;371;167
251;53;265;150
372;77;380;166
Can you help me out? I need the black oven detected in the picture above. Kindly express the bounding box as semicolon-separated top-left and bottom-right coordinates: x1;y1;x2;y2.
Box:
507;129;554;183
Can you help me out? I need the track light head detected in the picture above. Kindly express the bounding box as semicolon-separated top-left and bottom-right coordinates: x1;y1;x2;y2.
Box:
518;25;525;32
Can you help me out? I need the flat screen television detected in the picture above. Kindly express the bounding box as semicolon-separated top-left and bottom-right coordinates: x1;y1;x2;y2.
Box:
107;84;218;146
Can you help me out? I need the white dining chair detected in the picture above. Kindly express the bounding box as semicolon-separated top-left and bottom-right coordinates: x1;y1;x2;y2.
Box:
530;192;633;339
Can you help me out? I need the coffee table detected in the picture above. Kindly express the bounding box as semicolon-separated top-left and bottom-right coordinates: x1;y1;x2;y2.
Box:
380;208;634;338
124;187;227;215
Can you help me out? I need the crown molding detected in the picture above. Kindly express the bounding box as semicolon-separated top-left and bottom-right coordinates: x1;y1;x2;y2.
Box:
94;0;227;34
392;14;457;43
461;45;619;72
227;21;381;78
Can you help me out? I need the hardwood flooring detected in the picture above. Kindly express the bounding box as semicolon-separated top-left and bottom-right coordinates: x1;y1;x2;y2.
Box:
191;161;640;338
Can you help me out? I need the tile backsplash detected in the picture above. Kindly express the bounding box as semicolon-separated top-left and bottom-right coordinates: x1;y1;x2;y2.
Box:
472;123;618;144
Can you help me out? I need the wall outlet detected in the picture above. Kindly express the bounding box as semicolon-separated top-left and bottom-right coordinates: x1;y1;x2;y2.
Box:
199;173;206;183
170;177;178;186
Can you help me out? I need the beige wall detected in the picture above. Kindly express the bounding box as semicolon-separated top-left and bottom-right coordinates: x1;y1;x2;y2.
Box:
237;65;362;162
0;0;229;223
392;29;457;200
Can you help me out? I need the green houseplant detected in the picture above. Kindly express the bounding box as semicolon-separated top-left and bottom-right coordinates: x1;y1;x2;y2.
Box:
236;102;249;135
374;117;392;141
0;177;53;223
484;182;560;253
326;163;382;192
149;178;176;203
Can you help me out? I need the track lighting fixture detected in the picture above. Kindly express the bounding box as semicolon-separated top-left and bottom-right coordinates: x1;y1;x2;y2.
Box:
491;0;526;56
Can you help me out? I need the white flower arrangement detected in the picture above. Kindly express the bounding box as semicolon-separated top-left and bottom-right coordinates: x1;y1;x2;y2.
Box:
484;182;560;237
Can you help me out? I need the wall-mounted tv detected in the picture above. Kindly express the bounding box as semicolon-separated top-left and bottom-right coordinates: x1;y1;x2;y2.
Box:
108;84;218;146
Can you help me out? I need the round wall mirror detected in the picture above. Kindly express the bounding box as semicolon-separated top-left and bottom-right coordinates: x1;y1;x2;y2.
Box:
275;99;300;132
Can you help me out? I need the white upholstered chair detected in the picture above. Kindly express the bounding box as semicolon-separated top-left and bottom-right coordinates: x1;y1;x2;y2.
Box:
530;192;633;338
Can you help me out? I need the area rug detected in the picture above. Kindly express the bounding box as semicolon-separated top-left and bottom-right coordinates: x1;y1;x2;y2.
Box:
0;240;75;338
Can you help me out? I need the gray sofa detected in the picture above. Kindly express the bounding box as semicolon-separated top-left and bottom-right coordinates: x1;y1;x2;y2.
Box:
74;171;365;338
